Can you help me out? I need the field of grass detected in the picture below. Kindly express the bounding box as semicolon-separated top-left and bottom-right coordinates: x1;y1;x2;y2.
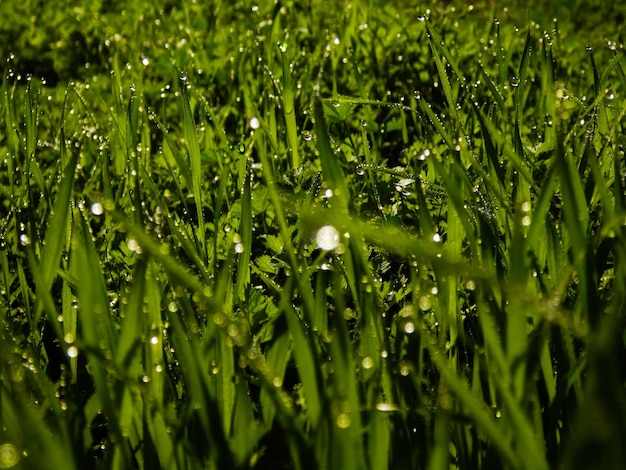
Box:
1;1;626;469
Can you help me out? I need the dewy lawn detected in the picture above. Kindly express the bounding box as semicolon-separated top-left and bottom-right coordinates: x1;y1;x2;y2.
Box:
1;1;625;469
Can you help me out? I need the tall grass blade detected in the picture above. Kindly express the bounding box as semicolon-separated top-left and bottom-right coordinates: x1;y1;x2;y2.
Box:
180;75;207;261
280;45;300;168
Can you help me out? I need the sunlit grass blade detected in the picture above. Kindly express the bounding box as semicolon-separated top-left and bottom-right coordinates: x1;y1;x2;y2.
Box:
180;74;207;261
24;79;47;200
314;96;349;209
280;44;300;168
477;60;507;114
235;154;252;302
425;21;462;128
37;152;78;302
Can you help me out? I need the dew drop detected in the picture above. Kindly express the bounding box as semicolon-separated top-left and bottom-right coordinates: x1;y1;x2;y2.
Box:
316;225;340;251
127;237;142;254
0;443;20;467
91;202;104;216
419;296;431;311
376;403;399;412
336;413;350;428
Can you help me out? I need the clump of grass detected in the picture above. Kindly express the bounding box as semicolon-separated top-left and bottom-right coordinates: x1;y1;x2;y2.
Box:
1;1;626;469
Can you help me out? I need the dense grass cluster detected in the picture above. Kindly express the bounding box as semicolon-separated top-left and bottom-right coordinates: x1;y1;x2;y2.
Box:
1;1;626;469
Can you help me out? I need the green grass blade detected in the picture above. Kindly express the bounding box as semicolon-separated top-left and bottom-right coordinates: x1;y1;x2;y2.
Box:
180;74;207;260
314;96;349;208
280;280;323;431
235;155;252;302
280;44;300;168
38;152;78;293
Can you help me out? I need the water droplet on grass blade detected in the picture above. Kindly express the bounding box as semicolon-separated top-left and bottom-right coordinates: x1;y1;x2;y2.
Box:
419;296;431;311
316;225;340;251
336;413;350;428
376;403;399;412
91;202;103;215
0;443;20;468
249;116;260;129
127;237;142;254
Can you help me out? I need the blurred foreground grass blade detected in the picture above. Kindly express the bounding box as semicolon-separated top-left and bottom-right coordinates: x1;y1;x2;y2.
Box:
260;332;291;425
0;380;77;470
280;279;323;432
141;263;176;469
326;267;367;470
114;258;150;468
426;341;519;469
167;310;234;468
427;333;549;470
71;211;134;466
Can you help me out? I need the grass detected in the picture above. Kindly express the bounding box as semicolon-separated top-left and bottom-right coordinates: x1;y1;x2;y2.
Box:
1;0;626;469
